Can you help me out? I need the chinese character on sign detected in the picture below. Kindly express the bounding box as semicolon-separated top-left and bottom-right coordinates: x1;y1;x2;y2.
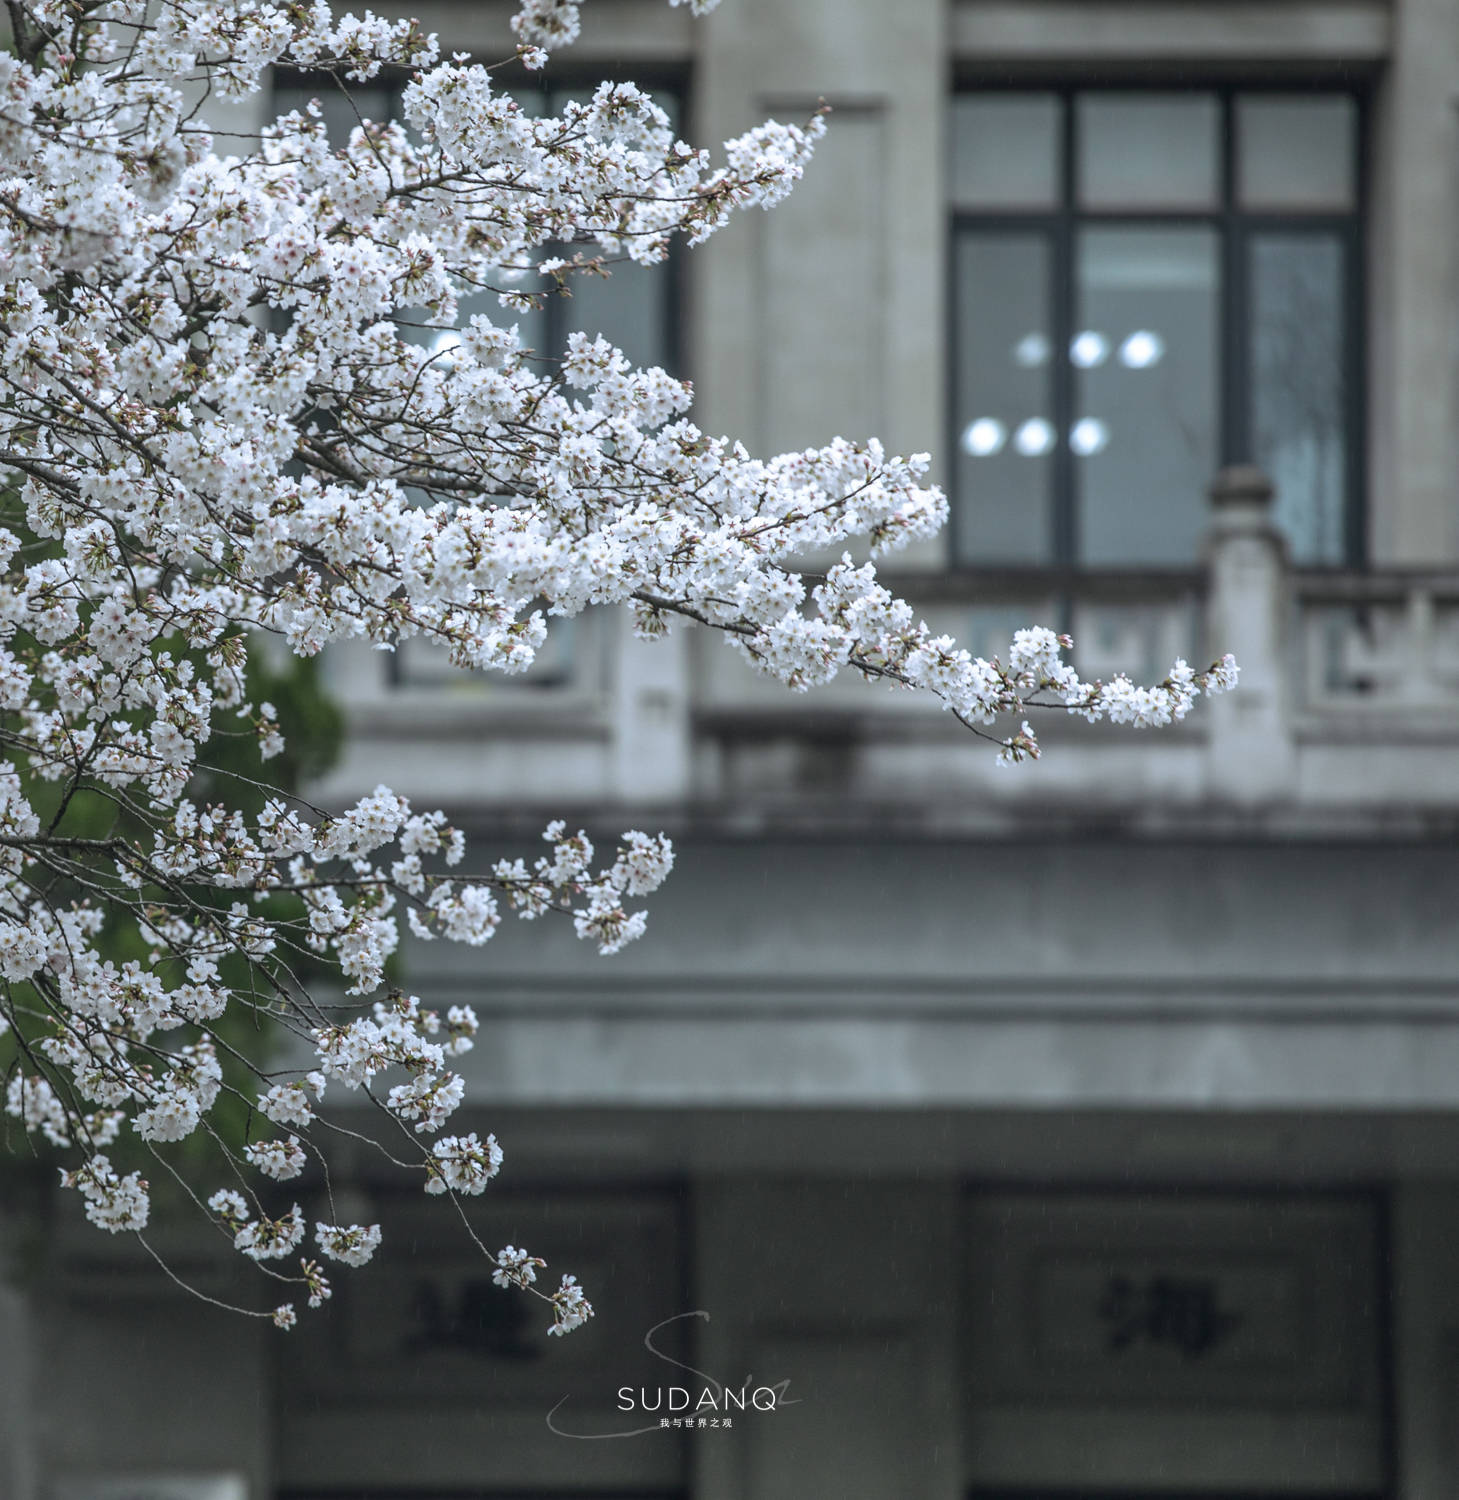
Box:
1098;1273;1242;1359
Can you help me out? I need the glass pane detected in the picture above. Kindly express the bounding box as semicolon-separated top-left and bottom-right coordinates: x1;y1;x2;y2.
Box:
951;94;1060;209
561;257;673;374
396;277;547;365
1249;234;1348;564
1075;227;1218;566
953;232;1054;564
271;82;393;145
503;269;550;365
519;85;681;135
1077;94;1219;209
517;88;679;373
1238;95;1355;210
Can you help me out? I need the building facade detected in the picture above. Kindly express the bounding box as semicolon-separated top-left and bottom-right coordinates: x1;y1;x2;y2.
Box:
7;1;1459;1498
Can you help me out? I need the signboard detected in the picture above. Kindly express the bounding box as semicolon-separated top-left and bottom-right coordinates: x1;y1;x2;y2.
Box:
964;1191;1385;1493
276;1188;684;1409
274;1187;687;1494
1036;1253;1301;1373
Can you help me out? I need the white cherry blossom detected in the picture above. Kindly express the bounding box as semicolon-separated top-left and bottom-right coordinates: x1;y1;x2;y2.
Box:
0;0;1237;1335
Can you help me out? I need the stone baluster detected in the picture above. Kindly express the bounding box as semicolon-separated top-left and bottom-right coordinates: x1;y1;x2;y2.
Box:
611;613;693;804
1204;466;1295;805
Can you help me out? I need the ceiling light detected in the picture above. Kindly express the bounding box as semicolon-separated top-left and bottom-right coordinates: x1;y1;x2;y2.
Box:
1014;417;1057;457
1013;332;1051;368
1070;417;1110;456
1070;330;1110;369
960;417;1007;457
1119;330;1165;369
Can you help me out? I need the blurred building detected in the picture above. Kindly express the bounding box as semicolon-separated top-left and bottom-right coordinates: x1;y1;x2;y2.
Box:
10;1;1459;1498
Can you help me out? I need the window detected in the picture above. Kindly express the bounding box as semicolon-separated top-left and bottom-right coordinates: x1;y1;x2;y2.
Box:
269;73;682;690
951;88;1362;569
269;75;682;377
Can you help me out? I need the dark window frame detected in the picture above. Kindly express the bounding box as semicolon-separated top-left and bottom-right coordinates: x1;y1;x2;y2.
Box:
268;66;690;383
268;66;690;691
959;1180;1396;1500
504;71;691;385
948;79;1369;573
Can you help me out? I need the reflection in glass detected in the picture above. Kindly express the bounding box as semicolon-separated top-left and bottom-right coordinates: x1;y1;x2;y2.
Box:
1119;330;1165;369
1077;94;1219;209
951;95;1061;209
961;418;1008;457
1249;235;1346;564
1076;228;1218;565
954;234;1053;562
1238;96;1355;211
1070;418;1110;457
1015;418;1057;457
1014;332;1051;368
1070;330;1110;369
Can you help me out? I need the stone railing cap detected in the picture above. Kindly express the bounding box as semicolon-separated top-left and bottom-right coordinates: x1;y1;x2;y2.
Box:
1208;464;1275;508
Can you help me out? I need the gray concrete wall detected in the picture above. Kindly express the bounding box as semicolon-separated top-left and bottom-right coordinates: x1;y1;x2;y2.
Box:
1369;0;1459;564
0;1263;38;1500
694;0;943;473
31;1244;271;1500
693;1179;962;1500
389;835;1459;1112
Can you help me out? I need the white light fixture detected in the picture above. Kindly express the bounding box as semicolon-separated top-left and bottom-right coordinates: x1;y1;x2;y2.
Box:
1070;417;1110;457
960;417;1008;457
1014;417;1057;457
1119;329;1165;369
1069;330;1110;369
1012;332;1051;368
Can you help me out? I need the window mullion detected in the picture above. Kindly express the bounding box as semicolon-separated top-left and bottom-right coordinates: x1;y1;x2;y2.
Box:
1348;88;1370;569
1054;91;1076;568
1220;89;1248;468
1343;227;1366;568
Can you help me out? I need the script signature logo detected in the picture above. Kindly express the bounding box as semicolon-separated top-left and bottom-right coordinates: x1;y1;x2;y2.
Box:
547;1310;800;1439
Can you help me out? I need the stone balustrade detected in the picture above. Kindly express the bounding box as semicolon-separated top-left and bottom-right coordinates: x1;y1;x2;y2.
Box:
315;467;1459;821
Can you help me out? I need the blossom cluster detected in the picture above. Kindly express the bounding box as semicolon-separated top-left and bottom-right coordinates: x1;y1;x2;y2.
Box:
0;0;1236;1333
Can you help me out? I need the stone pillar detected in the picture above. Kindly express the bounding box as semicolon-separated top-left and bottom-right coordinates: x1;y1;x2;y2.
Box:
1367;0;1459;564
1203;466;1295;805
691;1178;962;1500
1391;1183;1459;1500
0;1274;37;1500
611;613;692;802
694;0;944;465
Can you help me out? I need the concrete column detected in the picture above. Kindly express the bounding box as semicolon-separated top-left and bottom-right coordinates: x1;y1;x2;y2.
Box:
692;1178;962;1500
0;1271;37;1500
26;1241;272;1500
1368;0;1459;564
1204;465;1295;805
611;613;692;802
1392;1183;1459;1500
694;0;944;468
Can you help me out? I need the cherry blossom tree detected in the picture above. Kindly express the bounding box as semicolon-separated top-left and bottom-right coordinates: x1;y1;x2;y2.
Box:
0;0;1237;1334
